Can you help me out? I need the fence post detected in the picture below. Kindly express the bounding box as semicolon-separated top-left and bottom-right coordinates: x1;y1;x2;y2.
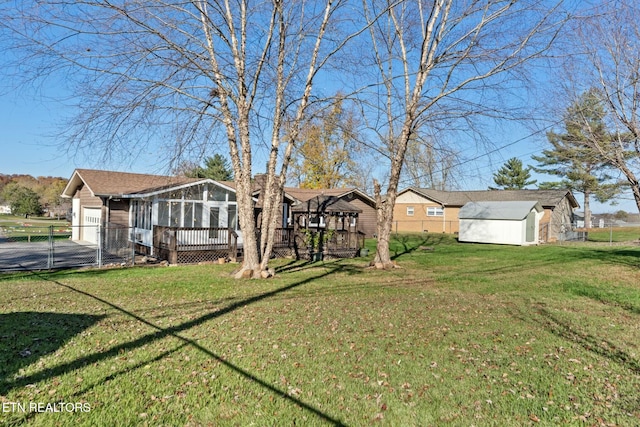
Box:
97;225;103;268
609;223;613;246
131;227;136;265
48;225;54;269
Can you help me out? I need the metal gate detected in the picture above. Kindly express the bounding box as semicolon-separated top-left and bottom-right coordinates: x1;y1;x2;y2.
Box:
0;224;135;272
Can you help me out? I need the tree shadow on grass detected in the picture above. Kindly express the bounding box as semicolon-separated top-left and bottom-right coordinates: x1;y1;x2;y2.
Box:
6;265;352;426
274;258;368;275
390;233;449;260
562;283;640;315
508;302;640;416
525;303;640;375
552;245;640;269
0;312;105;395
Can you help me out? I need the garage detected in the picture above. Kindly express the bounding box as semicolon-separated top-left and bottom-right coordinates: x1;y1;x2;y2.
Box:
458;201;544;246
82;207;101;244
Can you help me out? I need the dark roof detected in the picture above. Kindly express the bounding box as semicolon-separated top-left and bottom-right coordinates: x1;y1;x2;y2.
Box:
404;188;580;209
251;183;375;209
290;195;362;214
284;187;373;203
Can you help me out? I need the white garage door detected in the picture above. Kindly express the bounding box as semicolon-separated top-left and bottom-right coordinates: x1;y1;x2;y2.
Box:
82;207;101;244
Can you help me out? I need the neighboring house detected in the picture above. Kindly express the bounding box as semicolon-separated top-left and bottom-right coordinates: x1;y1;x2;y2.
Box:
0;204;11;214
61;169;241;252
394;188;579;242
458;201;544;246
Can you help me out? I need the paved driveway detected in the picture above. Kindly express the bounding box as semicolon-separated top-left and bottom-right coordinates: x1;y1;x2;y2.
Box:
0;240;101;271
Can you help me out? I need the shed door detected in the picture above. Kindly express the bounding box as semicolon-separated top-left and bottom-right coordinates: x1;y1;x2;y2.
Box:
82;207;101;244
525;211;536;242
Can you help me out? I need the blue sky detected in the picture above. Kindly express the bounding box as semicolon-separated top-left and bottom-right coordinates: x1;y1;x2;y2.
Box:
1;89;168;179
0;94;635;216
2;88;638;214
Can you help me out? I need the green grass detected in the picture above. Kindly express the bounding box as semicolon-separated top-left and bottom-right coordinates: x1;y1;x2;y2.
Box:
0;215;71;241
1;235;639;426
587;226;640;243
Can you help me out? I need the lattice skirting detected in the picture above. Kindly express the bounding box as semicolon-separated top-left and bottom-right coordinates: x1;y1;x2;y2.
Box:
177;249;230;264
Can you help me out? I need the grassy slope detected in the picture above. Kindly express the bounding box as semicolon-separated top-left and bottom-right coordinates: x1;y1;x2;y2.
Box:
1;234;639;426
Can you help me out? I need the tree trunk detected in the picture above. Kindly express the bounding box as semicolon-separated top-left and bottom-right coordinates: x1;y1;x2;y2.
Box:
373;125;411;269
583;190;591;230
372;180;394;269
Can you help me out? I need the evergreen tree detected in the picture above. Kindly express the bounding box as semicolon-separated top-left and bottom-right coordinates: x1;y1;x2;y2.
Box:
180;154;234;181
491;157;536;190
532;89;621;228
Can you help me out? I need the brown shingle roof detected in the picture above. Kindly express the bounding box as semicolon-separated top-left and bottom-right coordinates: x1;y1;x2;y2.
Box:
407;188;580;208
62;169;200;198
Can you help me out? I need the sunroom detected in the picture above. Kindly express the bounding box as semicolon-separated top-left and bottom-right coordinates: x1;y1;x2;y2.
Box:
126;180;241;255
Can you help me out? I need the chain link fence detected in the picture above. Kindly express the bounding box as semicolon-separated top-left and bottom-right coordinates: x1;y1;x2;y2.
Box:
0;224;135;272
557;222;640;244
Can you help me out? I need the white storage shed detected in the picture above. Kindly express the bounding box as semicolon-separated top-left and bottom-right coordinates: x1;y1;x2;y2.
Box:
458;201;544;246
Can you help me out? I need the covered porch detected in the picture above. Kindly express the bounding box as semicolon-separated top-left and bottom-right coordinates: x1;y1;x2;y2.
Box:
288;195;365;260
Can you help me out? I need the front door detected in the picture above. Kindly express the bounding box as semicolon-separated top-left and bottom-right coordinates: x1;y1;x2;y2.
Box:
525;211;536;243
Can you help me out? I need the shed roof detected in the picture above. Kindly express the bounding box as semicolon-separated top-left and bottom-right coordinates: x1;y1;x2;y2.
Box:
459;201;543;220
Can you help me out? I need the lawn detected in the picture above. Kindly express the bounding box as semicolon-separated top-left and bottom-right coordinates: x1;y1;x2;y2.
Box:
0;215;71;242
1;234;639;426
587;226;640;243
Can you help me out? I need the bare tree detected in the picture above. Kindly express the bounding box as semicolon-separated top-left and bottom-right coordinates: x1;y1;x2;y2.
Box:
403;134;457;190
1;0;362;278
561;1;640;213
359;0;568;269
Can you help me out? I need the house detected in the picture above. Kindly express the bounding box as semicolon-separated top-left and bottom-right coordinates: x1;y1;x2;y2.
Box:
393;188;579;242
61;169;372;262
458;201;544;246
61;169;241;254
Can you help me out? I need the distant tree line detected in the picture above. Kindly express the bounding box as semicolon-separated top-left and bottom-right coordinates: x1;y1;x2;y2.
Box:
0;175;69;218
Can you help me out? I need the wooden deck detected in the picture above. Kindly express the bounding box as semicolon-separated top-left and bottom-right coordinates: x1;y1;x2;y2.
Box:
153;226;365;264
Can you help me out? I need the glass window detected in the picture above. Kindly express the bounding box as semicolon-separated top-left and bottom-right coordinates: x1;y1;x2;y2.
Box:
228;205;237;230
184;185;204;200
407;206;414;216
209;207;220;238
145;202;152;229
309;215;325;228
170;202;181;226
194;203;203;227
208;186;227;201
133;201;139;228
158;202;169;226
167;189;183;199
427;206;444;216
184;202;194;227
134;201;153;230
